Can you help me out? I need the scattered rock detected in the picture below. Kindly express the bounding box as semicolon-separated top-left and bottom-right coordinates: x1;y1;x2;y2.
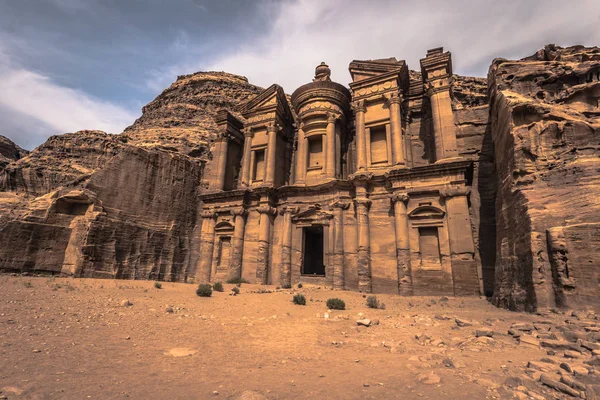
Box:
539;373;581;397
416;372;441;385
120;300;133;307
475;328;494;338
455;318;474;327
356;319;371;327
165;306;174;313
442;358;455;368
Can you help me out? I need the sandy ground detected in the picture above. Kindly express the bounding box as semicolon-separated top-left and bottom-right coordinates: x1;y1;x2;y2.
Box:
0;276;597;400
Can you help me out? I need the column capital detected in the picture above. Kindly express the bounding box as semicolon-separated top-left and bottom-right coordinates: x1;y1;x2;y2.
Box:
439;186;471;198
257;205;277;215
200;210;216;219
326;112;338;124
386;90;404;105
332;200;351;210
425;81;451;96
231;207;248;217
279;205;299;215
242;127;254;138
351;100;366;113
266;122;280;133
390;193;409;204
354;198;372;209
349;171;374;184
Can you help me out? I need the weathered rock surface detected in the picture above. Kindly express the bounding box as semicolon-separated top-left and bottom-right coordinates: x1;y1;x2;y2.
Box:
0;72;261;280
489;44;600;311
124;71;262;157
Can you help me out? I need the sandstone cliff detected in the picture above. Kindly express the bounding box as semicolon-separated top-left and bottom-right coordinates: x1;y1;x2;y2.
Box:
124;72;262;157
0;72;261;280
488;44;600;311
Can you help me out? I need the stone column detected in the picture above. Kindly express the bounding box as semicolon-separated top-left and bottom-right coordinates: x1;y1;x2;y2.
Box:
240;128;253;187
197;210;216;283
388;92;406;166
295;123;307;184
325;113;337;178
441;186;480;295
352;101;367;171
256;205;275;285
391;193;412;295
229;207;247;281
332;201;350;289
280;207;296;288
265;123;278;185
353;174;373;292
426;83;458;162
215;136;229;190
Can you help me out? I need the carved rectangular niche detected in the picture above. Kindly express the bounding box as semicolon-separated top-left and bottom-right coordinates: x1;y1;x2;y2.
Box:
216;236;232;272
369;125;388;165
308;136;324;171
418;226;442;270
252;148;265;182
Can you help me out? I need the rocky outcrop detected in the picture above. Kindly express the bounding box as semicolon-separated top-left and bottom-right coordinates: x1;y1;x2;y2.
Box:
124;72;262;158
488;45;600;311
0;135;27;167
0;72;263;280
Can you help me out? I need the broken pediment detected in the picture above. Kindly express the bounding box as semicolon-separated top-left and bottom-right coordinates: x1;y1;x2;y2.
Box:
239;84;292;125
349;58;406;82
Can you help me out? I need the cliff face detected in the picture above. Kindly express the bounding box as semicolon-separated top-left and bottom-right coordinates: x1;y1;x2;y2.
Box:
488;45;600;311
124;72;262;157
0;72;259;280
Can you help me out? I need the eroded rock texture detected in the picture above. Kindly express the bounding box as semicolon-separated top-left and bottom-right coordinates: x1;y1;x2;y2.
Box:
0;72;259;281
489;45;600;311
124;72;262;157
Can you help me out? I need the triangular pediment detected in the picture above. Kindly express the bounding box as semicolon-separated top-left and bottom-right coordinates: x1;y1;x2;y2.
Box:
240;84;291;118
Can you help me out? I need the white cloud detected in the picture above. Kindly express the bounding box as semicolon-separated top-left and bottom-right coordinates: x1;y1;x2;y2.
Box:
0;43;138;149
197;0;600;92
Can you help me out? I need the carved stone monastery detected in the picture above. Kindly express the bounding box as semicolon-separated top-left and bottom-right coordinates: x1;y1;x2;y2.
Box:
1;45;599;311
200;48;478;296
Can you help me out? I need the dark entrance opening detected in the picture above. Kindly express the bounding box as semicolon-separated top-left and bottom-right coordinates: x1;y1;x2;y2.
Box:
302;226;325;276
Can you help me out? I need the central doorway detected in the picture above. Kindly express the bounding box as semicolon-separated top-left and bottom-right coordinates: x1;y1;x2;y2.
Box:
302;226;325;276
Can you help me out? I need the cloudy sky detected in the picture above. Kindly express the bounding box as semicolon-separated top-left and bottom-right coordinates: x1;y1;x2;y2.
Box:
1;0;599;149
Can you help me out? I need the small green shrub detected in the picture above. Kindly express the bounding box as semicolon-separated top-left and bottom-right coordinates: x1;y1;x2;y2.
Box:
213;282;224;292
154;282;162;289
293;294;306;305
231;286;240;295
226;277;248;285
196;284;212;297
326;298;345;310
366;295;385;309
23;281;33;288
281;284;292;289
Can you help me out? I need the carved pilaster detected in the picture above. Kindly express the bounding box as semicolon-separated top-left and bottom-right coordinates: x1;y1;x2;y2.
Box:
241;128;253;187
354;197;372;293
229;207;247;281
197;210;217;283
265;123;279;185
391;193;412;295
256;205;276;285
352;100;367;171
280;206;298;288
331;200;350;290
